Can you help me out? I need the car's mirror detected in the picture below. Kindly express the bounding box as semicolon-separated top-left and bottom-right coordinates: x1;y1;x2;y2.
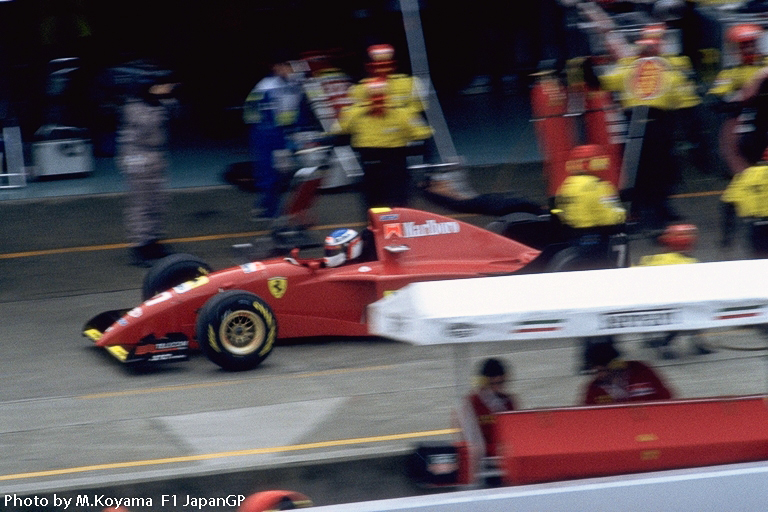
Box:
287;247;322;270
384;244;410;254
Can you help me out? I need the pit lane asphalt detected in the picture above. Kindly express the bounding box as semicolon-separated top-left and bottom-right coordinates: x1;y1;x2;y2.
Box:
2;163;768;509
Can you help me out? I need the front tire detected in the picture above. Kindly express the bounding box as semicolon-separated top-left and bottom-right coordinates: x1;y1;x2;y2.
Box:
195;291;277;371
142;253;212;301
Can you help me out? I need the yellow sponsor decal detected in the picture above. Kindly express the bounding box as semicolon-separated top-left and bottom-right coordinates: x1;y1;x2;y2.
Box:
84;329;102;342
635;434;658;442
105;345;129;362
630;57;666;100
370;207;392;214
268;277;287;299
173;275;210;294
253;301;277;357
207;325;220;353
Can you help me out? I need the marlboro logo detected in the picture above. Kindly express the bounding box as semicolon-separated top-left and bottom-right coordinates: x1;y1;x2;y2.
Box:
384;223;403;239
383;220;460;239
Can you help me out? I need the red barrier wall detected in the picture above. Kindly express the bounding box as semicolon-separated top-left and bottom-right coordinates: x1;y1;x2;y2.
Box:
496;396;768;485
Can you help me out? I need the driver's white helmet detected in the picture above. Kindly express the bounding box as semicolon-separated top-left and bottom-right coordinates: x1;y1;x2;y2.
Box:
324;228;362;267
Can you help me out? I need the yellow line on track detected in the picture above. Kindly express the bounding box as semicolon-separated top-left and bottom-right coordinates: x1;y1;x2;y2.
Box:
0;429;460;482
78;364;397;400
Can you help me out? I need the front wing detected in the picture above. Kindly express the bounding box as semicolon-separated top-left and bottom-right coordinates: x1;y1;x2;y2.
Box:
83;309;190;365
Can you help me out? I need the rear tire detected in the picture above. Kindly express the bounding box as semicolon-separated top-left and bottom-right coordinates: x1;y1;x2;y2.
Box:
485;212;552;249
142;253;212;301
545;246;604;272
195;291;277;371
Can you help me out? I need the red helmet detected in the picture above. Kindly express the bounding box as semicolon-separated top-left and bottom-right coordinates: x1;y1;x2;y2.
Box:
366;44;396;76
658;223;697;252
727;24;763;64
727;24;762;44
565;144;610;175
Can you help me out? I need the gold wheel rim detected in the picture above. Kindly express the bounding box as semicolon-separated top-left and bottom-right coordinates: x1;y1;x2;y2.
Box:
219;310;266;356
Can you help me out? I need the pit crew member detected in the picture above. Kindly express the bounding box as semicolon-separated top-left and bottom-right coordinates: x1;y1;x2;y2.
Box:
582;342;674;405
638;224;712;358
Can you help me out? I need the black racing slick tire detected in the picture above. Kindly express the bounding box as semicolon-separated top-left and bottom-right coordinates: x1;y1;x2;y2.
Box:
195;290;277;371
142;253;213;301
545;246;601;273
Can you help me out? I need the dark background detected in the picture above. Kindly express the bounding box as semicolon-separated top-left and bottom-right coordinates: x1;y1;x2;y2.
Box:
0;0;558;145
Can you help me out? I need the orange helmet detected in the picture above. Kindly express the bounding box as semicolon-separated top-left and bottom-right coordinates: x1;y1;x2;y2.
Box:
658;223;697;252
565;144;610;175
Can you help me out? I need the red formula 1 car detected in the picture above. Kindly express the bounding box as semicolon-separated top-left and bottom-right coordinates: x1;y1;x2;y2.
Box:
83;207;546;371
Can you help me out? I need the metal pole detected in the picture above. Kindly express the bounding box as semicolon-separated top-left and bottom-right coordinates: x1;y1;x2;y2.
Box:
398;0;459;162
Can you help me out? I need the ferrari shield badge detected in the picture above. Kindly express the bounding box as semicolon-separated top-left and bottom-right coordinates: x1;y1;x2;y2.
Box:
628;56;667;101
268;277;287;299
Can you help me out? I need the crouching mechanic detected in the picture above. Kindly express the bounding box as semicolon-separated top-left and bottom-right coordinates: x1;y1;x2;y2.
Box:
553;144;628;268
638;224;712;358
721;160;768;258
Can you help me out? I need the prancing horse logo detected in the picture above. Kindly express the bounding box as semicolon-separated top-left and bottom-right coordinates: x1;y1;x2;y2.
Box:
268;277;287;299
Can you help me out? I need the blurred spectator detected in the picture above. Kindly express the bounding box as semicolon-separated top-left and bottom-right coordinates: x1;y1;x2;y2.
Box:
333;77;432;210
582;342;673;405
637;223;712;358
591;22;701;231
721;160;768;257
115;62;177;267
243;51;307;223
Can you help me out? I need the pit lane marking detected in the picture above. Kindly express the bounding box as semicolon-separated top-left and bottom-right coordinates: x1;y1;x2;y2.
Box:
0;214;480;260
0;428;460;482
77;364;398;400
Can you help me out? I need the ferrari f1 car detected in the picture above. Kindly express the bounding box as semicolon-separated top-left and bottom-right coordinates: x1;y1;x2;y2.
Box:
83;207;625;371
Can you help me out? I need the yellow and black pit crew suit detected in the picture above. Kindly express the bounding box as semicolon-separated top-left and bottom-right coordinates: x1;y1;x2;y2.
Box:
554;173;627;230
333;101;432;209
721;163;768;257
555;171;627;372
347;74;426;118
597;54;697;227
